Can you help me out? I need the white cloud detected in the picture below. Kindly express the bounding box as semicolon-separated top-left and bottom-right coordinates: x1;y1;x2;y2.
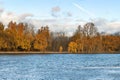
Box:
107;21;120;29
0;10;33;26
93;18;120;33
107;21;120;32
21;18;120;36
19;13;33;20
0;9;119;36
24;18;82;36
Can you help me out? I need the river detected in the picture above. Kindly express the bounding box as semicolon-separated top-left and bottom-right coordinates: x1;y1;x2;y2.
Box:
0;54;120;80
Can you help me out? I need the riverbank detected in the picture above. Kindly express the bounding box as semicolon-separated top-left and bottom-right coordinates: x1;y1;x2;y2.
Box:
0;51;119;55
0;51;69;55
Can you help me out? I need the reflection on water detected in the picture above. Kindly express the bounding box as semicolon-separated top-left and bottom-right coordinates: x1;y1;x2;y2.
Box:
0;54;120;80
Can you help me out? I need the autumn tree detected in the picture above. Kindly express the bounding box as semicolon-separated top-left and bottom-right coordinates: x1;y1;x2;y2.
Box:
0;30;16;51
68;41;77;53
0;22;4;31
33;26;49;51
70;23;100;53
17;23;32;51
0;20;119;53
24;23;35;51
59;46;63;52
5;21;31;51
34;34;47;51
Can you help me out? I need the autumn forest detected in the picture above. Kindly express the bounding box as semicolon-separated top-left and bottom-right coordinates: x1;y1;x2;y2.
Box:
0;21;120;53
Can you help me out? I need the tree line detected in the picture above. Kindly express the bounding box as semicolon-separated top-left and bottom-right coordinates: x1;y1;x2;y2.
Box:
0;21;120;53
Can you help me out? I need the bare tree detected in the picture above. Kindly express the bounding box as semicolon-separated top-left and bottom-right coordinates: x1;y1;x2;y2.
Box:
83;22;97;37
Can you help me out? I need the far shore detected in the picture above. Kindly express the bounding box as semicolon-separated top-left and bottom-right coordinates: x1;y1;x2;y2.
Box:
0;51;120;55
0;51;68;54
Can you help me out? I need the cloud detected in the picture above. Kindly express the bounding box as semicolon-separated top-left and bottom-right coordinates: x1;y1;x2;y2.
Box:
0;8;4;13
93;18;120;33
19;13;33;20
0;8;119;36
0;11;33;25
25;18;79;36
52;6;60;12
51;7;72;18
66;12;72;17
107;21;120;31
26;18;120;36
73;3;95;19
51;6;61;17
0;12;17;25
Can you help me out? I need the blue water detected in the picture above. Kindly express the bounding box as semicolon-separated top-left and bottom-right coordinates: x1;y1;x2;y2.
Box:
0;54;120;80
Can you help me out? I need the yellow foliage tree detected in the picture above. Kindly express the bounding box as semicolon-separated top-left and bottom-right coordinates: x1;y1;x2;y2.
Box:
68;42;77;53
14;34;30;51
34;34;48;51
59;46;63;52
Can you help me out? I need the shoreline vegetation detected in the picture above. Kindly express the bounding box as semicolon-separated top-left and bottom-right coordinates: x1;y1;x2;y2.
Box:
0;51;119;55
0;21;120;54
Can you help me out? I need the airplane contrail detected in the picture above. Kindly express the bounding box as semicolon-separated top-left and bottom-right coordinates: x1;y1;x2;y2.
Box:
73;3;95;19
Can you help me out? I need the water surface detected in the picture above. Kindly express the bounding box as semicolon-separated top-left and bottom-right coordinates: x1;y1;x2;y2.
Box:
0;54;120;80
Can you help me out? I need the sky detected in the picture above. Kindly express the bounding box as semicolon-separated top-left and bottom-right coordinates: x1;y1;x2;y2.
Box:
0;0;120;35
